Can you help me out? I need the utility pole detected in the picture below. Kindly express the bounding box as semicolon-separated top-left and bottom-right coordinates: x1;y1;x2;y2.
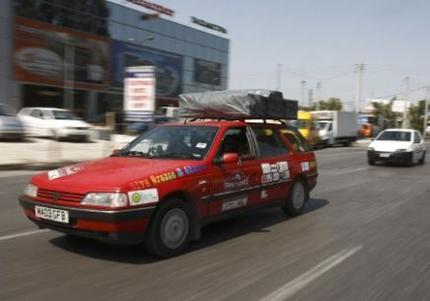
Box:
402;76;410;129
315;81;321;110
424;87;429;137
354;64;365;113
300;80;307;107
276;64;282;91
308;89;313;108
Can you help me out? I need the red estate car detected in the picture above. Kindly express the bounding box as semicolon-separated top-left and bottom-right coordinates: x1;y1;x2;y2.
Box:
19;90;318;257
20;121;317;257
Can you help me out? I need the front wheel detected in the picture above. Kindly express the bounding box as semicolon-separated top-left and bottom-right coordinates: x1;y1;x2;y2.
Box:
368;159;375;165
282;180;308;217
144;199;191;258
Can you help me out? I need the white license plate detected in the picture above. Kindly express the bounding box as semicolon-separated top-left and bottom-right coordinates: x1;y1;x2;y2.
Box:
379;153;390;158
35;206;69;224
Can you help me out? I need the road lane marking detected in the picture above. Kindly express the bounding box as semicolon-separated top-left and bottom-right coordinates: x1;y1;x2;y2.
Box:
0;229;50;241
260;245;363;301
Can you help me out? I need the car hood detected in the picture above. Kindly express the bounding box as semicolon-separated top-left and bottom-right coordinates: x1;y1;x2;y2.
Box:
369;140;412;152
31;156;205;193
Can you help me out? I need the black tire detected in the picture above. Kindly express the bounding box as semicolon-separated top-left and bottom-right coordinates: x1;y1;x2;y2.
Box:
282;180;308;217
419;152;426;165
144;198;192;258
368;159;375;166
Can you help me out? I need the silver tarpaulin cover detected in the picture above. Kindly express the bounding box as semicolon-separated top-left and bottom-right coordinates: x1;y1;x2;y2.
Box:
178;89;298;120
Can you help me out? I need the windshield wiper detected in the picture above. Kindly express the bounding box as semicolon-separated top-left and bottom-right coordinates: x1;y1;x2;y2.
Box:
160;153;200;159
119;150;150;157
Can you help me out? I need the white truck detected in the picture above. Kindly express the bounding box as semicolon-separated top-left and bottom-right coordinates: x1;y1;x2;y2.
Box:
311;110;357;147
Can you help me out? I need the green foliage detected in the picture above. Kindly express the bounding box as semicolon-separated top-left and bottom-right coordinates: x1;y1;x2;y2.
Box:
371;102;397;125
311;97;343;111
408;100;425;132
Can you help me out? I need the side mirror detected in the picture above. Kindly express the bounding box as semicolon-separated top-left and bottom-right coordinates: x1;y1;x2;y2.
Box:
213;153;240;165
222;153;240;164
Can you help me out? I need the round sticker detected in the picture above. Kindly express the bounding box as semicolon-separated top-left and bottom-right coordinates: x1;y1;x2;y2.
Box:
131;192;141;204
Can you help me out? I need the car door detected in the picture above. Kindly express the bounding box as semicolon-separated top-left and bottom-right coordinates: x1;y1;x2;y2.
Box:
207;126;261;216
250;125;293;205
413;131;425;161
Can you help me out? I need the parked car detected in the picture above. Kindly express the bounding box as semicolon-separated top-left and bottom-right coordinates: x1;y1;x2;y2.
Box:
367;129;426;165
19;90;318;257
18;107;92;141
0;103;25;140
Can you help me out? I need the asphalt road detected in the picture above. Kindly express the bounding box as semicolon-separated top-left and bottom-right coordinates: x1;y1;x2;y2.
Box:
1;145;430;300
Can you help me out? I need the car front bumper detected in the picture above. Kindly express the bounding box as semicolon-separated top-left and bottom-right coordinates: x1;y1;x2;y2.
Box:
19;196;155;245
58;129;90;139
367;150;413;163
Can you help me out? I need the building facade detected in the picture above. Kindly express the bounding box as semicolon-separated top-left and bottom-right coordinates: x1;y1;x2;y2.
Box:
4;0;229;121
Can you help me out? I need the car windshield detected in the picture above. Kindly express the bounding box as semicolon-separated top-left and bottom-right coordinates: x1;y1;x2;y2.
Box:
377;131;411;142
52;110;78;120
290;120;308;129
119;126;218;160
0;105;14;116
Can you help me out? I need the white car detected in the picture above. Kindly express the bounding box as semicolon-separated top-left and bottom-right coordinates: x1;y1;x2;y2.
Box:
18;107;92;141
367;129;426;165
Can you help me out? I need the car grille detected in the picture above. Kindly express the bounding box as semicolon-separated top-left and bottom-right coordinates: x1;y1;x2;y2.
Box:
37;188;85;203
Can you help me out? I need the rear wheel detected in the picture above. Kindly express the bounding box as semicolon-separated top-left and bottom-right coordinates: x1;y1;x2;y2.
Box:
282;180;308;217
144;198;191;258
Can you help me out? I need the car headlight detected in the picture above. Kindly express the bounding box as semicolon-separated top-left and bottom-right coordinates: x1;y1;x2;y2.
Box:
81;193;128;208
24;184;38;198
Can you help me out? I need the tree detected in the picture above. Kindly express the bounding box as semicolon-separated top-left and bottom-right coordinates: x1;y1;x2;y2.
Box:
408;100;425;132
371;101;396;128
311;97;343;111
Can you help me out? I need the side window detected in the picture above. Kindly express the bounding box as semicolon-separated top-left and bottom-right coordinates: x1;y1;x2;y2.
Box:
218;128;252;159
30;109;43;119
281;130;306;152
252;126;289;158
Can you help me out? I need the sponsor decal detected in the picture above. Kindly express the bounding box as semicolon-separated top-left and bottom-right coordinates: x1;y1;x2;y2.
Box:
261;190;268;199
222;196;247;211
184;164;207;175
261;163;271;174
128;188;159;206
176;167;184;177
224;172;249;190
150;171;177;185
301;161;310;172
260;161;290;184
48;165;83;180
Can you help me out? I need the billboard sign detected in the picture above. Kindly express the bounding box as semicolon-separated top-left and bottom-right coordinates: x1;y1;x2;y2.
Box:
191;17;227;34
13;17;109;90
194;58;221;86
124;66;156;113
112;40;183;98
392;100;411;113
107;0;174;16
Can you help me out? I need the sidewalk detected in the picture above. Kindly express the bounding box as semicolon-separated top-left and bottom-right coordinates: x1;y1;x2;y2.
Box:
0;134;137;171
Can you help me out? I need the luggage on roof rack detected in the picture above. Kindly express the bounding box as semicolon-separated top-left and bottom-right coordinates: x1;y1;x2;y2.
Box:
178;89;298;120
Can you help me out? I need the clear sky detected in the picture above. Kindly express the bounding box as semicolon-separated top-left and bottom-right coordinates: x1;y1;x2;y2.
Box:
158;0;430;109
